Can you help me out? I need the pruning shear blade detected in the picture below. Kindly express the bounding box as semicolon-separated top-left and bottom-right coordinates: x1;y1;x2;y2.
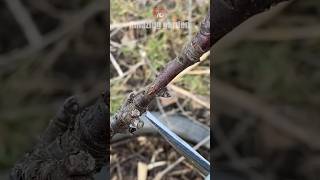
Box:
145;111;210;176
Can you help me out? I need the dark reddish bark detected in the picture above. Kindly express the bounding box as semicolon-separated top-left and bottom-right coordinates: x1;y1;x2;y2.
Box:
212;0;289;44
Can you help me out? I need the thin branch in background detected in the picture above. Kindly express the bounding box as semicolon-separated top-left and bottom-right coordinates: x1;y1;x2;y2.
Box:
140;50;158;75
154;136;210;180
110;28;121;38
111;60;145;83
150;148;164;163
147;161;167;170
215;117;256;157
175;99;198;123
40;38;70;72
110;53;124;77
28;0;69;20
215;80;320;149
116;162;123;180
169;169;192;177
138;162;148;180
0;0;105;68
110;152;143;171
171;51;210;83
156;97;169;120
168;84;210;109
4;0;43;47
186;69;210;75
214;124;265;180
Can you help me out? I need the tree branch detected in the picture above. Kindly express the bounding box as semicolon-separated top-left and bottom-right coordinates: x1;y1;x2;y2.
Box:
110;0;289;138
10;96;108;179
110;13;210;137
211;0;289;44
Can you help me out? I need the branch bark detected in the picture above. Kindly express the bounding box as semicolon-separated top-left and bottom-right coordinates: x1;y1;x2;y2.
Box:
110;0;289;138
211;0;289;44
10;96;108;180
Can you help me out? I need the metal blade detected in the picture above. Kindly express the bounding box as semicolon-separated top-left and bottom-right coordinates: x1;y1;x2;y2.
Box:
145;111;210;176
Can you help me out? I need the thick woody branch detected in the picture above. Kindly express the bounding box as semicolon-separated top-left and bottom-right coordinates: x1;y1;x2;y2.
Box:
10;96;108;180
212;0;289;44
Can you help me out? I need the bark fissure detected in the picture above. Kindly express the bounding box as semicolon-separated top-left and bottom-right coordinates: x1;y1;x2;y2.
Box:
10;96;108;180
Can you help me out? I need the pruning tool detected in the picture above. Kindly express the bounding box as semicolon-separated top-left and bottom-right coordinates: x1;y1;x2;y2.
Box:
145;111;211;179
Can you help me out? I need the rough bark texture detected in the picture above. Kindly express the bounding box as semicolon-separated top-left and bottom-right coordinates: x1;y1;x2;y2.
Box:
10;96;108;180
110;0;289;138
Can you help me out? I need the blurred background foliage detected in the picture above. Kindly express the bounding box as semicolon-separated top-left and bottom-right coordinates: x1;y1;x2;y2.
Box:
213;0;320;179
0;0;106;171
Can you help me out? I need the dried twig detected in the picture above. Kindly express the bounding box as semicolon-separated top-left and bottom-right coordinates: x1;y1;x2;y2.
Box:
150;148;164;163
110;53;124;77
111;60;145;83
214;80;320;149
171;51;210;82
215;124;265;180
147;161;167;170
116;162;123;180
185;69;210;75
214;117;256;157
168;84;210;109
138;162;148;180
0;0;105;68
154;136;210;180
